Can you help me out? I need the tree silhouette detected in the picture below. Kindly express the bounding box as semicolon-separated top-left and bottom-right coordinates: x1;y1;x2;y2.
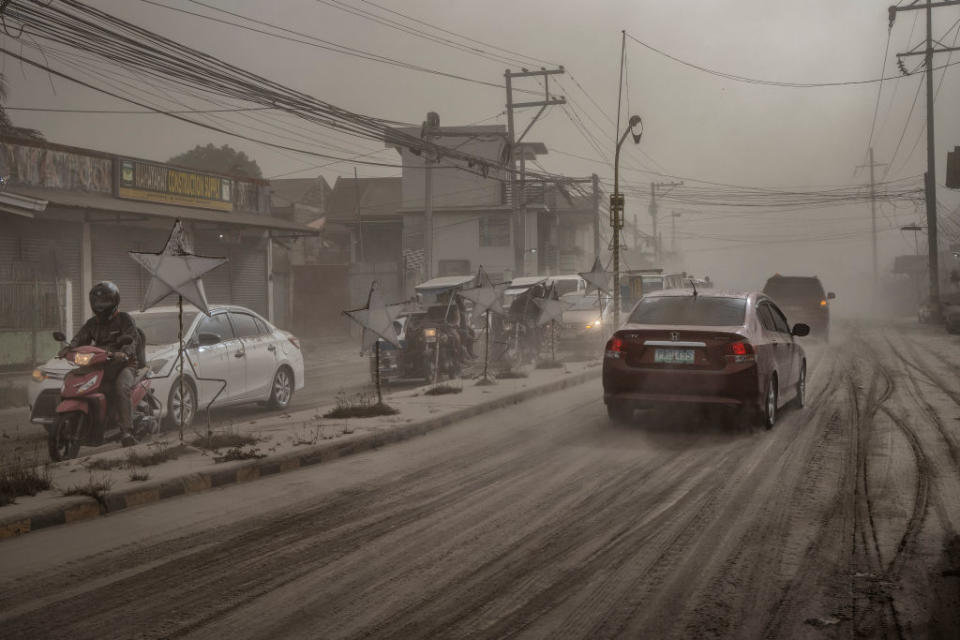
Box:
167;143;262;179
0;74;43;141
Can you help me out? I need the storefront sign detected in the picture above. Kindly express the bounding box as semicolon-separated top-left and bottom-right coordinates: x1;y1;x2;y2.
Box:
116;158;233;211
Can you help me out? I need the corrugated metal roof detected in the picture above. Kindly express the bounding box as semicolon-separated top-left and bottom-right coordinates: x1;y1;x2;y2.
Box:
10;186;317;233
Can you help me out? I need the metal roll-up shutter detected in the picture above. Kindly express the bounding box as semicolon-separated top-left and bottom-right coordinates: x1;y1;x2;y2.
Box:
27;220;84;334
92;225;168;312
1;217;84;334
229;236;267;316
194;234;232;308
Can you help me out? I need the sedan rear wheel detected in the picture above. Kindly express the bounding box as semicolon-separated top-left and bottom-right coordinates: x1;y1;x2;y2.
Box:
761;376;778;430
792;363;806;409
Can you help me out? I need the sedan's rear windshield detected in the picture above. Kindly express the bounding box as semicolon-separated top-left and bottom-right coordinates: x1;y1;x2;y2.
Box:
627;296;746;326
763;277;825;302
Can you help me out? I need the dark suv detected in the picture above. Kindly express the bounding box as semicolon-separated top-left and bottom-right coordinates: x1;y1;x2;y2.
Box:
762;275;834;341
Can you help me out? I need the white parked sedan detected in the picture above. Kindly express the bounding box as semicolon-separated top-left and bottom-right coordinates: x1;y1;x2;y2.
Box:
28;304;305;431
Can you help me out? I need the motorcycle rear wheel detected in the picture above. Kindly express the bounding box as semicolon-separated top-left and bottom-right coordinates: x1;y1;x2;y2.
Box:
48;412;86;461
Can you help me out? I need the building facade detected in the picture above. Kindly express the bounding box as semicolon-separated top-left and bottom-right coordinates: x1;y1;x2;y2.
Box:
0;137;314;370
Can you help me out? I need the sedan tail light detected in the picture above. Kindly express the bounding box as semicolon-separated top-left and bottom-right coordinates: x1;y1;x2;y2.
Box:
287;335;301;350
725;340;755;362
605;334;625;358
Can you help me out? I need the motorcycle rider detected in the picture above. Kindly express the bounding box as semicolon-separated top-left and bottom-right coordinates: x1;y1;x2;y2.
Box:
61;281;140;446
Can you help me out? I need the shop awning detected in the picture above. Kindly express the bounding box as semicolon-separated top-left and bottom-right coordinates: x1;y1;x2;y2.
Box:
9;186;318;234
0;190;47;218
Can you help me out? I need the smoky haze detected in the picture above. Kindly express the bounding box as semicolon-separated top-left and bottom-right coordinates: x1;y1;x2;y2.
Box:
5;0;959;311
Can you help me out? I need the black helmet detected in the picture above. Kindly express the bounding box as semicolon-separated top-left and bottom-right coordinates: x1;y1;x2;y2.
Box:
89;281;120;320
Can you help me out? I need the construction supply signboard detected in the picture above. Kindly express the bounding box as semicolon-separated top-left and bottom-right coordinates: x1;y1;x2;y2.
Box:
115;158;233;211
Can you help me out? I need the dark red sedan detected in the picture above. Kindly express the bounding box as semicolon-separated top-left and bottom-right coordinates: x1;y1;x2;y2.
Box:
602;290;809;429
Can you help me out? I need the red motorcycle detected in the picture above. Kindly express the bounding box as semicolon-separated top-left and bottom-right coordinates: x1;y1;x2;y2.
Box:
48;331;161;461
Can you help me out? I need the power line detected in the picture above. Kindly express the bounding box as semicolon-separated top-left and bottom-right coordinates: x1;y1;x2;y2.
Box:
137;0;538;96
626;31;960;88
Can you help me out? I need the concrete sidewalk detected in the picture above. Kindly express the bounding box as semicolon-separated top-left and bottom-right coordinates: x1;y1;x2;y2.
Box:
0;360;602;539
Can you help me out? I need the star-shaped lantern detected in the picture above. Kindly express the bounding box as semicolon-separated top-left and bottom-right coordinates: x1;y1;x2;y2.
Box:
458;268;507;324
579;257;612;294
534;294;571;327
344;283;401;349
129;219;227;315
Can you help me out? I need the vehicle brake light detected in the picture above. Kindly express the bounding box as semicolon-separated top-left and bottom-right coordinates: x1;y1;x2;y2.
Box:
726;341;755;362
820;299;827;307
288;336;301;350
605;335;625;358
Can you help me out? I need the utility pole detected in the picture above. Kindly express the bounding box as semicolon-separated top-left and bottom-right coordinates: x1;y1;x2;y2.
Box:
856;147;887;292
649;181;682;264
504;67;566;278
592;173;600;261
421;111;440;280
671;211;681;253
890;0;960;319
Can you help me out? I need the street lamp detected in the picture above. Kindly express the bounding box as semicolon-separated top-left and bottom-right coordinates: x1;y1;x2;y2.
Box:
612;114;643;329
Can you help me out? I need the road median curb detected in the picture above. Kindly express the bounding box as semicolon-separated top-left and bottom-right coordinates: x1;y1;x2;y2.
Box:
0;367;600;540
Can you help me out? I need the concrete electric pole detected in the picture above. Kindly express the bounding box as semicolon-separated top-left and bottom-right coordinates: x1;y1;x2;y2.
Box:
890;0;960;320
504;67;566;278
856;147;887;292
421;111;440;280
649;181;682;264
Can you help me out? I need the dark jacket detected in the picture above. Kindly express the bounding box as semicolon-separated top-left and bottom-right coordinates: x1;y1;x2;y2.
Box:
69;311;139;366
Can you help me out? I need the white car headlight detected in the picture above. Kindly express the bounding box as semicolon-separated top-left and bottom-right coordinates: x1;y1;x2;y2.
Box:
586;318;602;329
148;358;169;374
31;368;46;382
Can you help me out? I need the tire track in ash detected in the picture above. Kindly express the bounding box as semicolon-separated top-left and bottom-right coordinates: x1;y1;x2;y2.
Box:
885;332;960;467
345;435;757;640
843;341;906;640
2;400;623;639
556;347;844;639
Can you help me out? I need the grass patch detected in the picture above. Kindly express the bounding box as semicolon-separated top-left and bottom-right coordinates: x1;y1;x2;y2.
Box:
213;447;267;464
64;476;112;507
496;369;529;379
128;470;150;482
0;458;51;507
424;384;462;396
324;403;398;419
191;432;259;451
536;359;564;369
126;444;187;467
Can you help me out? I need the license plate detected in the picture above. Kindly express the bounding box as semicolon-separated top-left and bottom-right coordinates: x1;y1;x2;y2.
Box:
654;348;695;364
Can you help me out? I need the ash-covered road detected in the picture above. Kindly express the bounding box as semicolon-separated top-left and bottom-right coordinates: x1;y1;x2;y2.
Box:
1;322;959;639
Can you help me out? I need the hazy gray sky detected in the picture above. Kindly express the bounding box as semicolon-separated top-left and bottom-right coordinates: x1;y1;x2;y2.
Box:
5;0;960;298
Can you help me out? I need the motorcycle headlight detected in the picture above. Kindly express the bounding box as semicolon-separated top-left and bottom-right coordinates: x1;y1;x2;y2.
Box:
74;352;94;366
586;318;602;329
31;368;46;382
148;358;169;374
424;328;437;338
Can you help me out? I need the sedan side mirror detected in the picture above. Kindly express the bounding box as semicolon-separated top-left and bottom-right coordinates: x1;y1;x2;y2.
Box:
792;323;810;337
827;292;836;300
197;332;221;347
52;331;66;342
